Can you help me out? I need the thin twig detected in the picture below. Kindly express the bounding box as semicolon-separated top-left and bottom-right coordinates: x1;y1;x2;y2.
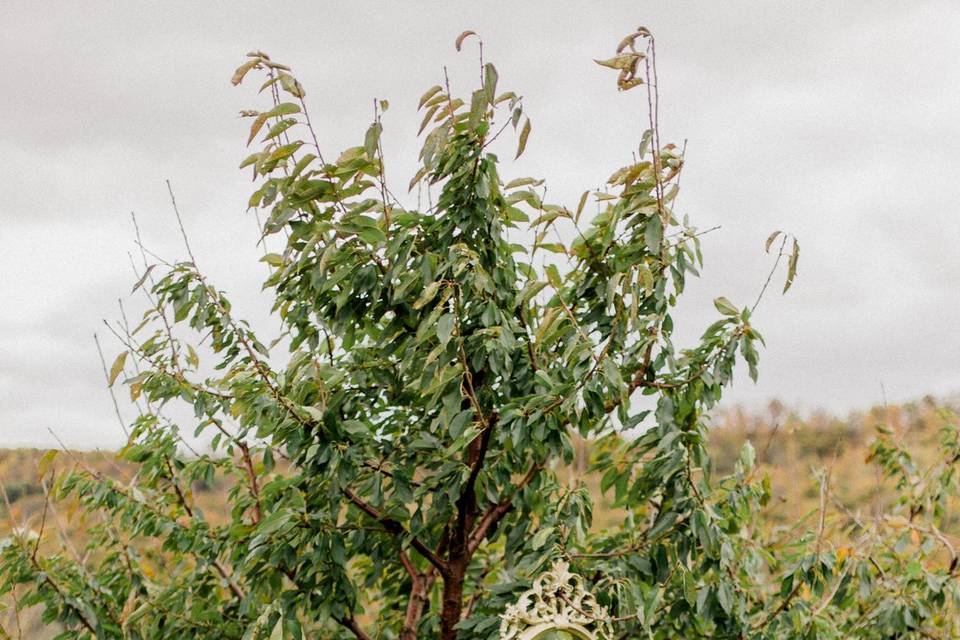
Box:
751;235;788;313
94;333;129;437
166;180;198;265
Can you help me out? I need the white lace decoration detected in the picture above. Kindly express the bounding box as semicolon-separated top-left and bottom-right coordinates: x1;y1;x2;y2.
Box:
499;560;614;640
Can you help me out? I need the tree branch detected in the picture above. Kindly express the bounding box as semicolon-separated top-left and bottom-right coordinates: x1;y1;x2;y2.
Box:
468;462;543;554
335;615;372;640
456;411;499;541
341;487;447;575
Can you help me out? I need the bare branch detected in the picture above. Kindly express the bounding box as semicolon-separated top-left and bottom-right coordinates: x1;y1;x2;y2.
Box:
94;333;129;437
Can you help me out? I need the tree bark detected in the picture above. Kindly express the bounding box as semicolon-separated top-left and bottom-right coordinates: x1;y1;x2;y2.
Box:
400;573;435;640
439;560;466;640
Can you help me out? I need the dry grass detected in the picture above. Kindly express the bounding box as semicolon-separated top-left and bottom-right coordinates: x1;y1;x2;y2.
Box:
709;396;960;533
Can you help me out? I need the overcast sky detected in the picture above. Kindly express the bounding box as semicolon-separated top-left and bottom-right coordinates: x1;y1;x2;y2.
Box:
2;1;959;449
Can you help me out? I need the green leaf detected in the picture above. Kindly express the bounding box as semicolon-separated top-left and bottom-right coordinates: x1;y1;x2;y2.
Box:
594;53;642;70
483;63;499;103
639;129;653;158
644;215;662;253
419;105;440;135
38;449;58;477
418;85;443;110
504;177;543;190
469;89;487;127
302;406;325;423
186;344;199;369
278;72;304;98
536;242;566;254
449;409;474;439
717;582;733;614
109;352;128;387
239;152;262;169
515;117;531;159
713;297;738;316
364;122;382;158
413;282;441;310
544;264;562;288
408;166;428;191
358;226;387;245
518;281;546;307
260;253;284;267
740;440;756;472
784;237;800;293
343;420;369;438
637;264;654;291
267;102;301;117
437;313;455;347
606;272;622;309
263;118;295;142
267;141;303;163
603;357;624;389
575;190;589;223
531;526;554;550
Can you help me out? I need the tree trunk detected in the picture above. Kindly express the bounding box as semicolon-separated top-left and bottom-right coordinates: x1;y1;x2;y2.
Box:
439;563;466;640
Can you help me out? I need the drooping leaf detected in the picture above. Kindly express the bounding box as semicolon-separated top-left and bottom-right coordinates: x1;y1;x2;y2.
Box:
231;59;260;86
418;85;442;110
515;117;531;159
594;53;642;70
364;122;382;159
38;449;58;477
131;264;156;293
575;190;590;223
278;72;304;98
483;63;498;104
765;230;782;253
783;237;800;293
108;351;128;387
455;30;478;51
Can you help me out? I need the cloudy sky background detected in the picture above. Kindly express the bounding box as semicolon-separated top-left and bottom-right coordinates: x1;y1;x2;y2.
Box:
2;1;959;448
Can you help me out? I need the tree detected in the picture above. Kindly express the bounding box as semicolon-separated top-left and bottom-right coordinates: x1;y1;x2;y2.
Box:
3;26;958;640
